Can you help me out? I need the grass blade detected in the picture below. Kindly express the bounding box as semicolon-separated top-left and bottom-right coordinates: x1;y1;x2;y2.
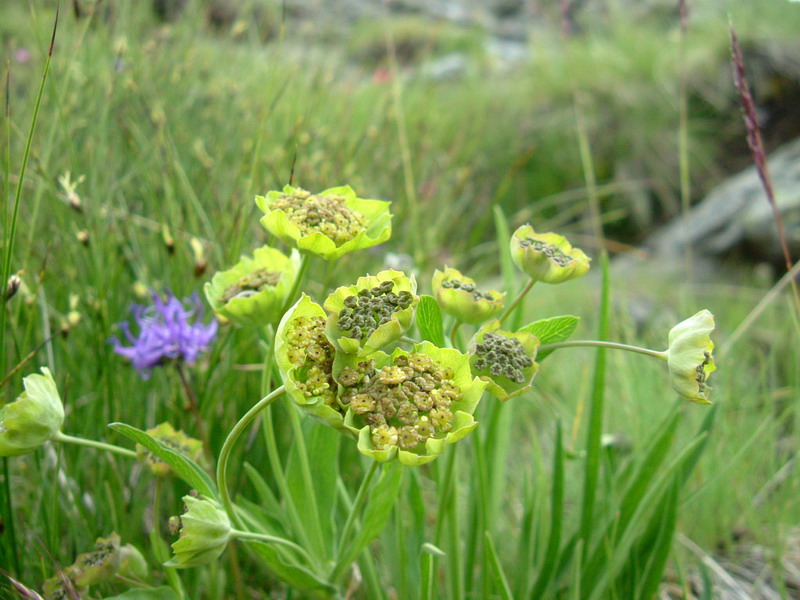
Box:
578;251;610;560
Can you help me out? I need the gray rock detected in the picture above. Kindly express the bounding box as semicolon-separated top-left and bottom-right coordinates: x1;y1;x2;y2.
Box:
641;137;800;265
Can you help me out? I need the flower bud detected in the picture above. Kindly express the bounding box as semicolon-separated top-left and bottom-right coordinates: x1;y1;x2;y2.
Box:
205;246;301;328
469;321;539;401
665;310;716;404
510;225;590;284
324;270;418;354
166;496;233;568
0;368;64;457
256;184;392;260
432;267;505;325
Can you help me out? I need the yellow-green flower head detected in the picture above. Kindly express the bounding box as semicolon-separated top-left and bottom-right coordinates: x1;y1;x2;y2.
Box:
432;267;505;325
135;422;206;477
469;320;540;401
325;270;419;355
0;367;64;457
43;533;122;596
256;184;392;260
166;495;233;568
665;310;716;404
510;225;591;284
204;246;301;328
275;294;344;429
339;342;486;466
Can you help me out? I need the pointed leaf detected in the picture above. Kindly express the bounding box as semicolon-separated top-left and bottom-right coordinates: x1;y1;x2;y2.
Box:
417;295;445;347
520;315;580;360
109;423;217;498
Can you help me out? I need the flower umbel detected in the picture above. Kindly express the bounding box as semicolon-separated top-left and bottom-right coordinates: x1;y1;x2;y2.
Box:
204;246;301;328
510;225;591;284
432;267;505;325
339;342;486;466
167;495;233;568
275;295;344;429
256;184;392;260
664;310;716;404
110;291;218;379
469;321;540;401
0;367;64;457
325;270;418;354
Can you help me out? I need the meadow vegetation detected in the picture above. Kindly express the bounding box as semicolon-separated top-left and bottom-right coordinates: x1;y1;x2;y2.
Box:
1;1;800;598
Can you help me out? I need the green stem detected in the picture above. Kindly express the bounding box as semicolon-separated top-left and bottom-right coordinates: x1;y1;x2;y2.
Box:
498;279;535;324
53;431;137;458
232;529;315;563
281;254;310;315
330;460;380;583
216;386;286;523
538;340;667;360
450;321;463;348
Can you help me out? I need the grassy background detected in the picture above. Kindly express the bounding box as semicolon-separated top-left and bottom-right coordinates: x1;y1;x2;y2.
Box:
2;0;800;597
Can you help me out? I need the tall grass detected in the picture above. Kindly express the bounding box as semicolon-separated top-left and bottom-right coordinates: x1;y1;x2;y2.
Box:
1;1;800;598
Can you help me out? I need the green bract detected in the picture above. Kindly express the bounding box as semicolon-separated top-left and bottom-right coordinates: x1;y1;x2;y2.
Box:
665;310;716;404
510;225;591;284
432;267;505;325
275;294;345;429
255;184;392;260
325;270;418;355
469;320;540;401
167;496;233;568
0;367;64;457
204;246;301;328
338;342;486;466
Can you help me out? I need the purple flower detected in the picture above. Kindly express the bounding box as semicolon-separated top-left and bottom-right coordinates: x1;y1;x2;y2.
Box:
110;292;218;379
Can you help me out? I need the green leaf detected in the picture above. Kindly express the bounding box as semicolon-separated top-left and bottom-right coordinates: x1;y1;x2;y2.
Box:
520;315;580;360
103;587;179;600
242;539;336;596
417;295;445;347
345;461;403;566
484;532;513;600
529;422;564;599
109;423;217;499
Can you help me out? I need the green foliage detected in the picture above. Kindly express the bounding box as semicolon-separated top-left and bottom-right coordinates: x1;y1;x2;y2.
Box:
1;1;799;598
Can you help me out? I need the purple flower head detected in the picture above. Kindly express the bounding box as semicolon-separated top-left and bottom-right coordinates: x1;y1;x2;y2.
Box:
110;291;218;379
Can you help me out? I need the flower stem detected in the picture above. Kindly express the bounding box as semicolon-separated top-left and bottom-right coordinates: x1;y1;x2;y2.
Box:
282;254;310;315
216;386;286;524
53;431;137;458
498;278;535;324
450;321;462;348
538;340;667;360
175;363;211;458
330;460;380;584
231;529;315;563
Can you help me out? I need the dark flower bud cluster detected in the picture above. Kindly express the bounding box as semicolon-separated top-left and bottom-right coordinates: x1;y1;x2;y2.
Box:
272;188;367;246
696;350;712;394
440;278;494;301
519;238;574;266
339;353;461;451
285;315;338;409
474;333;532;384
220;268;282;303
337;280;413;340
